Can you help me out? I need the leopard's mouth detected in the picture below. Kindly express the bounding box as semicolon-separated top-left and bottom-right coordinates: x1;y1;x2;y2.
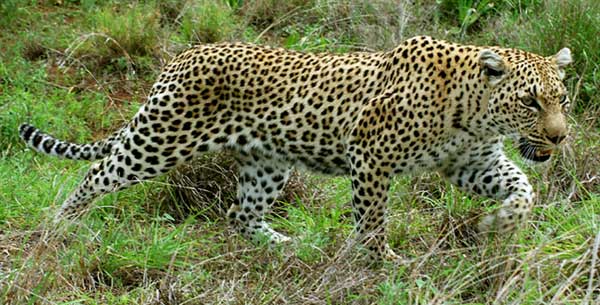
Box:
518;138;553;162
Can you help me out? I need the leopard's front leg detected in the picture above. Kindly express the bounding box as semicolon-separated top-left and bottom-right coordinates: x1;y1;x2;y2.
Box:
347;147;400;262
443;140;534;233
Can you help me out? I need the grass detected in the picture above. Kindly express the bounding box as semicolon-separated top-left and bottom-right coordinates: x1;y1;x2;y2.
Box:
486;0;600;112
175;0;241;44
1;0;599;304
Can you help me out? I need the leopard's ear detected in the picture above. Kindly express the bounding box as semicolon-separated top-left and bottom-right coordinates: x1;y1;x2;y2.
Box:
550;48;571;79
479;49;507;87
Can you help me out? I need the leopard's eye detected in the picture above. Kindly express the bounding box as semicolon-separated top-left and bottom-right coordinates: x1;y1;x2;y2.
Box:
559;94;570;111
519;96;541;111
559;95;567;104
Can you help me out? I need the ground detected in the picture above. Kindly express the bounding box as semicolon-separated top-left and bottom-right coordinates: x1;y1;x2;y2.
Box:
0;1;599;304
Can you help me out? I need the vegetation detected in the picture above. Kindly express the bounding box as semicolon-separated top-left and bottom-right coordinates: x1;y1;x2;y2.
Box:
0;0;598;304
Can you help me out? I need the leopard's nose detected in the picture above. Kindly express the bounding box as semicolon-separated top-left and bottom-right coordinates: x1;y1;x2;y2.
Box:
543;112;567;145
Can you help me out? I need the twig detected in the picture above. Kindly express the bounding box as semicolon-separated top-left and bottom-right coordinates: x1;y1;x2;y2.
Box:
584;230;600;305
254;6;304;43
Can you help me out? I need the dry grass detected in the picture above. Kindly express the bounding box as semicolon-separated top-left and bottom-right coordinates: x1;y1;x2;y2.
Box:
240;0;316;29
240;0;414;50
539;117;600;203
3;216;598;304
156;152;322;223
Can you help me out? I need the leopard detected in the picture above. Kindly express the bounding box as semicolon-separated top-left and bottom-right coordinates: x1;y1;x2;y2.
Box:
19;36;572;261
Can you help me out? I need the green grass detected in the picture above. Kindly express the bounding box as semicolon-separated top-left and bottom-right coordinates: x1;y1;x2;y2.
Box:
488;0;600;112
175;0;241;44
0;0;599;304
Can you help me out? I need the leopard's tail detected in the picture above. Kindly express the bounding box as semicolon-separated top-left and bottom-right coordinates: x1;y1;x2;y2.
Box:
18;123;123;161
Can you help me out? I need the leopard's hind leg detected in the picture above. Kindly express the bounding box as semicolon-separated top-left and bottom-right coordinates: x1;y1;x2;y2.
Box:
54;130;191;221
227;152;292;245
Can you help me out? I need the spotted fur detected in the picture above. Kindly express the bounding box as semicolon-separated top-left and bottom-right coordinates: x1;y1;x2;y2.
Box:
19;36;572;261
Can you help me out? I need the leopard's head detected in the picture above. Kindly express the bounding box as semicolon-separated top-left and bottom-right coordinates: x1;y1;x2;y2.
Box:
479;47;572;162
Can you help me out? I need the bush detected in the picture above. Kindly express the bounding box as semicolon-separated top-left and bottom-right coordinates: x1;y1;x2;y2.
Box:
491;0;600;112
241;0;412;50
177;0;239;44
64;4;162;74
0;0;20;27
435;0;543;38
240;0;316;29
525;0;600;111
